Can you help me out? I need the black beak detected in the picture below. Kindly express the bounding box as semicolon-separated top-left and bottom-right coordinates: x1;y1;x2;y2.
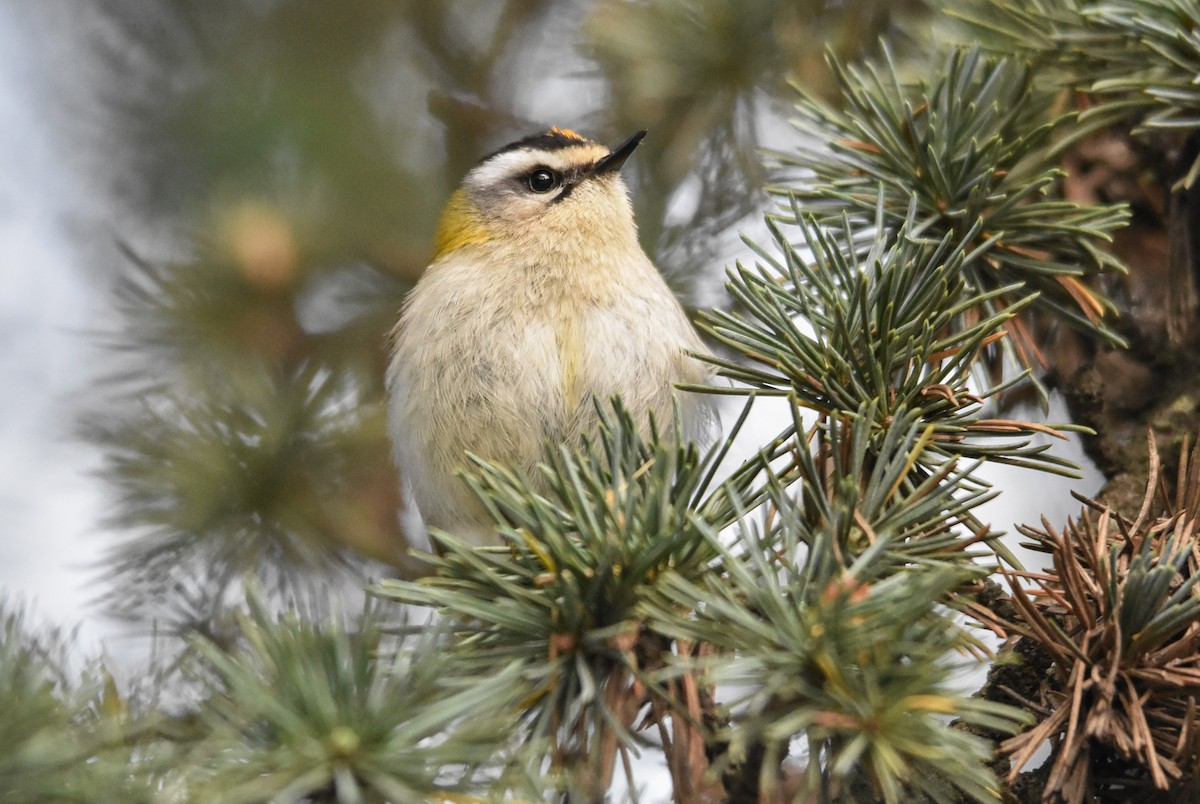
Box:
593;130;647;175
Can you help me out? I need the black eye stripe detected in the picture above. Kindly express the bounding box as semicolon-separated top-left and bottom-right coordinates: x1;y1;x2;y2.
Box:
550;181;579;205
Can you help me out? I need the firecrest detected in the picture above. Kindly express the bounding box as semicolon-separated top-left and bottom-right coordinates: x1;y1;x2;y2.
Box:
386;128;713;547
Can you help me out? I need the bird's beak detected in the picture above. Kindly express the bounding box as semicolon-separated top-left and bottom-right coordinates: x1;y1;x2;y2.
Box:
593;130;647;175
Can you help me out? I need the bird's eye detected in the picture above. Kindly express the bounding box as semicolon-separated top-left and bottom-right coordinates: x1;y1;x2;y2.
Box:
526;168;560;193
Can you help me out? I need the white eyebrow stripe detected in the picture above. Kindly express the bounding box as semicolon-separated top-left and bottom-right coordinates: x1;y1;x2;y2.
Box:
466;145;609;191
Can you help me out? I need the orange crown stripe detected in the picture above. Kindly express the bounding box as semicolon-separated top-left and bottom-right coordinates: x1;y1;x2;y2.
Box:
550;127;584;140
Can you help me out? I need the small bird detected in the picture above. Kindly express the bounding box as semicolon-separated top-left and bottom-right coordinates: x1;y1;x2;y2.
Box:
387;128;713;547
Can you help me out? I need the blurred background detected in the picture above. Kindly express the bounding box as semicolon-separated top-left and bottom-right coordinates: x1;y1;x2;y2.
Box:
0;0;1091;666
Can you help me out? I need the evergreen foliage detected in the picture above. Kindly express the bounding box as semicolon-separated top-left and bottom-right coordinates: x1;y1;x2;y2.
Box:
951;0;1200;186
87;365;380;624
7;1;1200;801
375;406;731;798
656;552;1023;803
702;206;1084;478
181;596;529;802
0;602;146;803
1001;438;1200;800
774;48;1128;370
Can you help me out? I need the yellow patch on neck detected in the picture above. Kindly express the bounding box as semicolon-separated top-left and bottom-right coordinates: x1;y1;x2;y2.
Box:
432;188;492;259
557;312;583;416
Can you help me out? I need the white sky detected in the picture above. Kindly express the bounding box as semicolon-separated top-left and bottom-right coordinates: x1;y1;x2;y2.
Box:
0;5;117;656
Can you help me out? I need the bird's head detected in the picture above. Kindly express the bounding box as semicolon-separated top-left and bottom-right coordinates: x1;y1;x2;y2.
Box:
432;128;647;261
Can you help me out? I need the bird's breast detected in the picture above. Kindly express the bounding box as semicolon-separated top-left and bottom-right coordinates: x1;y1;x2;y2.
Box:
392;250;706;465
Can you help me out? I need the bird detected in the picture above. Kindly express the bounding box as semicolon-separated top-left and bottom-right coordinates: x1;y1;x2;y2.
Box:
386;127;713;548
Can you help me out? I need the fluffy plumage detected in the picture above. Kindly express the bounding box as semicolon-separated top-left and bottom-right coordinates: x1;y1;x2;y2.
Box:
387;130;713;546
